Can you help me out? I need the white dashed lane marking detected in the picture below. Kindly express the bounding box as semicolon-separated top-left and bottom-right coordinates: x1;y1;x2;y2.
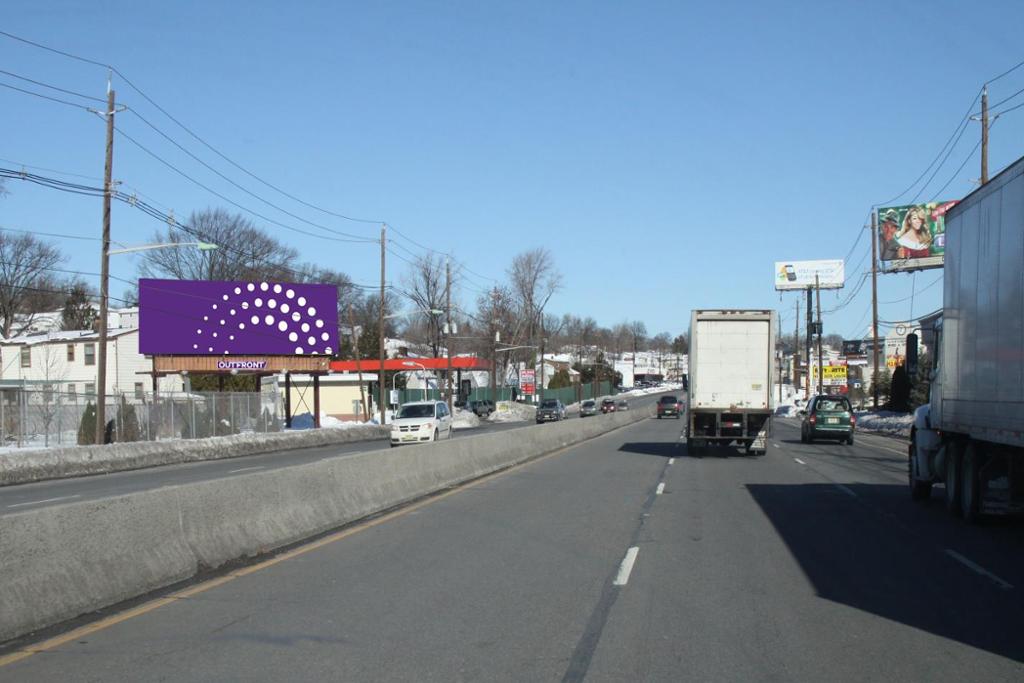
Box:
613;547;640;586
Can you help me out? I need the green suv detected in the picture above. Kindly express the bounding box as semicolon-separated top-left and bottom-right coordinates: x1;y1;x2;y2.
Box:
800;395;855;445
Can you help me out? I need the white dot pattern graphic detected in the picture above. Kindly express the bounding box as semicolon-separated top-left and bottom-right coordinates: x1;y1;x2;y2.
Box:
191;282;336;357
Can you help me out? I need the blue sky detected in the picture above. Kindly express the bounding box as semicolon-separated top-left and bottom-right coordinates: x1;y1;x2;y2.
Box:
3;0;1024;341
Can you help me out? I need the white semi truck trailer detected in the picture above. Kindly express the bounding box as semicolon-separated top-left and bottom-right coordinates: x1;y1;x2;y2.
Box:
908;154;1024;521
687;309;776;455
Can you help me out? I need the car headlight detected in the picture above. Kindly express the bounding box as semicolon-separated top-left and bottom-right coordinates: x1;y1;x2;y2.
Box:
420;422;434;430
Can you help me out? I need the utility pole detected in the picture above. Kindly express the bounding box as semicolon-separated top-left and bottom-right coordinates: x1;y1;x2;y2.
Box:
871;210;880;409
981;85;989;185
379;224;387;426
805;286;812;400
794;300;800;396
445;255;453;414
491;288;499;404
816;274;824;396
95;82;117;445
349;303;368;421
539;331;546;404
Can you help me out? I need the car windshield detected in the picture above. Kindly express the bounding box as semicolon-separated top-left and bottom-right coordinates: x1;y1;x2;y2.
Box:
540;400;559;409
582;401;595;407
398;404;435;419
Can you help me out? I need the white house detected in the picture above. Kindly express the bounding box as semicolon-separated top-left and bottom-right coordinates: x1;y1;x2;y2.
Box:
0;328;183;398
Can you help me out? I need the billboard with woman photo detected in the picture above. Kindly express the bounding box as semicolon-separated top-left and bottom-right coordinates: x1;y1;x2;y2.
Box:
877;201;957;272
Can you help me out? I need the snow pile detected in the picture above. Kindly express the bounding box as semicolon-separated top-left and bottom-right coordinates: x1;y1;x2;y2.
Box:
489;401;536;423
288;412;377;430
452;409;481;430
855;411;913;437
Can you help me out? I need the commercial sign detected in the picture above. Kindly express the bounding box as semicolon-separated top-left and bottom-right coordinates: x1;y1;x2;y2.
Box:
773;260;845;291
811;362;848;387
139;279;339;356
877;201;957;272
216;359;267;370
520;369;536;396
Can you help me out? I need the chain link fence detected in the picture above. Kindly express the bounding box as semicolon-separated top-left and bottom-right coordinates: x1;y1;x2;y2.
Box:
0;388;284;451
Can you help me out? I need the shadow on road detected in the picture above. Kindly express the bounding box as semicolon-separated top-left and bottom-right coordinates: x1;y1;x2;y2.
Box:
747;482;1024;663
617;442;680;458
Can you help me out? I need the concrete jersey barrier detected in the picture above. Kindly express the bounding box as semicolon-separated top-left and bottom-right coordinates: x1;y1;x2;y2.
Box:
0;425;390;487
0;406;652;644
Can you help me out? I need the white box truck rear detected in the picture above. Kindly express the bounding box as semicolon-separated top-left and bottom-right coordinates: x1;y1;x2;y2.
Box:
687;310;776;455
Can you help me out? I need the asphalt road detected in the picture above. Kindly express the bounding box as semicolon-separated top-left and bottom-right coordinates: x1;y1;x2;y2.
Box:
6;411;1022;681
0;393;663;514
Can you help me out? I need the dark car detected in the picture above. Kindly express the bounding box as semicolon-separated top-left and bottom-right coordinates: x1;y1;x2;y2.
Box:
579;399;598;417
536;399;566;423
800;395;855;444
657;395;682;419
471;400;495;417
601;398;617;414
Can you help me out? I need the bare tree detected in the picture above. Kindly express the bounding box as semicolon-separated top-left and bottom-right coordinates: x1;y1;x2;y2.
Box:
629;320;648;352
508;248;562;345
401;253;447;356
0;232;64;337
138;208;298;282
32;344;69;446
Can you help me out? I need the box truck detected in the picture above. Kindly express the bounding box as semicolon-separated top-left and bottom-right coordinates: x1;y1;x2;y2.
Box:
687;310;776;455
908;154;1024;521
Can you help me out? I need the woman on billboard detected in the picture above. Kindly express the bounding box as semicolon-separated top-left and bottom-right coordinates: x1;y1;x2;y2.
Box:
895;206;932;259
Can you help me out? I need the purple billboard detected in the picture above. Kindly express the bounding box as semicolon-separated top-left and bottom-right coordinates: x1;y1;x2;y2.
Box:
139;279;339;356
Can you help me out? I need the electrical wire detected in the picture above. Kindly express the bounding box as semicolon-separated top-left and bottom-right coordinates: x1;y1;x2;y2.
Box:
0;80;93;110
878;275;942;304
873;88;981;207
0;30;500;297
929;138;982;202
125;107;378;242
112;126;376;245
0;168;384;289
0;68;107;103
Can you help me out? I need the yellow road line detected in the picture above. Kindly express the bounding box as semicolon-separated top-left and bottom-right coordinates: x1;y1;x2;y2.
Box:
0;439;588;668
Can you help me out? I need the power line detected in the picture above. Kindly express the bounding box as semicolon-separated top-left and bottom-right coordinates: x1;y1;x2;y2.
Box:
878;274;943;304
0;80;93;110
0;68;107;103
929;138;982;201
873;88;981;207
112;126;376;245
987;57;1024;84
0;168;385;289
0;30;386;227
125;107;379;242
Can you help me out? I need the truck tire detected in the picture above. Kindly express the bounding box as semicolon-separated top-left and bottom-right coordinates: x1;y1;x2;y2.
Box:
961;442;983;523
908;434;933;501
944;440;963;517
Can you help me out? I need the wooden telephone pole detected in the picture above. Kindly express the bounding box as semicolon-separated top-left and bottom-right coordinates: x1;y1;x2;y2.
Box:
95;83;117;445
981;85;990;185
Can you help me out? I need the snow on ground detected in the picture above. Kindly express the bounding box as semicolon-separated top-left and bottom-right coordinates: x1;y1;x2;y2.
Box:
452;409;481;430
488;401;536;423
288;412;377;430
854;411;914;438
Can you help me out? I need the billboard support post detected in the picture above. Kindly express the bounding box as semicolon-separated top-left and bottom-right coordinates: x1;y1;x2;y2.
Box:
794;300;799;397
379;224;387;426
981;85;989;185
871;211;880;409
